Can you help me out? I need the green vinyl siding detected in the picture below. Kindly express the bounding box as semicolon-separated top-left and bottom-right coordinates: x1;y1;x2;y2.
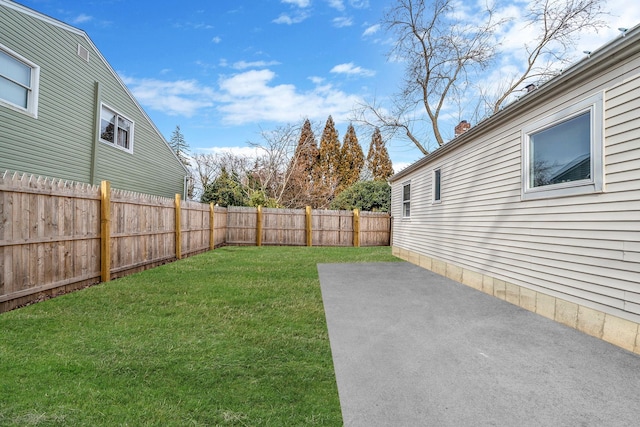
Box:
0;1;187;199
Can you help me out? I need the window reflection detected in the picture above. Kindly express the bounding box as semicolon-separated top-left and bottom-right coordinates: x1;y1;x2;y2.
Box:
530;112;591;187
99;105;133;151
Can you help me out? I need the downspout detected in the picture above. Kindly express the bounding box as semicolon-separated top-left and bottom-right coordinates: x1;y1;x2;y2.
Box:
89;81;101;185
184;174;193;200
184;175;188;200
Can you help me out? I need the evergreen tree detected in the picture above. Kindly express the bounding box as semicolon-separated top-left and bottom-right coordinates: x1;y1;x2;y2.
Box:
169;125;190;167
200;169;247;207
338;124;364;194
366;128;394;181
316;116;342;206
282;119;319;208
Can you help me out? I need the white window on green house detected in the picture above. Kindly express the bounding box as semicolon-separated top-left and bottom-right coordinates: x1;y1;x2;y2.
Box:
402;182;411;218
100;104;134;152
522;92;603;200
433;168;441;203
0;44;39;117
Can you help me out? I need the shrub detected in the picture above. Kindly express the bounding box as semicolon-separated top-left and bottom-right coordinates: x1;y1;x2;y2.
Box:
330;180;391;212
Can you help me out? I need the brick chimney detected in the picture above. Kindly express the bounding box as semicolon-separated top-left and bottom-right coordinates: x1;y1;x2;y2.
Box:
455;120;471;137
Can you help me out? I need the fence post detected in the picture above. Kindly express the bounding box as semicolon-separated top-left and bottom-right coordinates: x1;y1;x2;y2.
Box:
175;194;182;260
353;208;360;248
306;206;312;247
209;203;215;250
100;180;111;282
256;205;263;247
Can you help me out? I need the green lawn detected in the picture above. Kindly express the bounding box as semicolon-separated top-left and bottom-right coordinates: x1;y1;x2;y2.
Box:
0;246;399;426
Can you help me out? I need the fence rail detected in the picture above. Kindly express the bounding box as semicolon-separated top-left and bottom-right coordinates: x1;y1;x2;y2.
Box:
0;172;390;311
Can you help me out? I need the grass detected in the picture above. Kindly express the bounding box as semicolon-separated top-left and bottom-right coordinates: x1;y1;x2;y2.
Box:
0;246;400;426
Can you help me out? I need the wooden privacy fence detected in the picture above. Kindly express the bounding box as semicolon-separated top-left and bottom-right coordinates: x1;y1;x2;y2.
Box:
225;206;390;247
0;172;390;311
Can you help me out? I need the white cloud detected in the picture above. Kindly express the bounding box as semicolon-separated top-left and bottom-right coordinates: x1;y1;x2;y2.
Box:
199;145;261;158
216;69;364;125
573;0;640;54
393;162;410;174
328;0;345;11
232;60;281;70
349;0;369;8
333;16;353;27
474;0;640;92
122;63;372;129
121;76;216;117
211;36;222;43
330;62;375;77
174;21;215;30
282;0;311;7
281;0;311;7
72;13;92;24
362;24;380;36
273;12;309;24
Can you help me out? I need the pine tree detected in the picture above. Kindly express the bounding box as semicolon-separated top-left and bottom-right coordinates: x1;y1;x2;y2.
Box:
169;125;190;167
338;123;364;194
201;168;247;207
282;119;319;208
367;127;394;181
316;116;342;206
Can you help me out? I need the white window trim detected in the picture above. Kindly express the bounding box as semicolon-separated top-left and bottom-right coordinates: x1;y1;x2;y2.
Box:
0;43;40;118
432;168;442;204
99;103;134;154
521;92;604;201
402;181;411;218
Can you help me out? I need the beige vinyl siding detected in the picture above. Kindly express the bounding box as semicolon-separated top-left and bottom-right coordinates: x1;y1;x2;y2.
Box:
391;49;640;324
0;2;186;198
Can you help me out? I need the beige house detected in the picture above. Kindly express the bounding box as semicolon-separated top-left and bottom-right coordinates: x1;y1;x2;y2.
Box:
389;25;640;353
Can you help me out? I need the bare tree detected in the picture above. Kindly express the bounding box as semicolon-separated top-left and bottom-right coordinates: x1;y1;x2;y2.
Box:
191;121;325;207
247;123;301;206
355;0;607;155
489;0;607;114
191;151;251;201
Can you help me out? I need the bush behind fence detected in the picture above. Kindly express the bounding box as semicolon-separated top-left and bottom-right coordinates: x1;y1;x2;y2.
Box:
0;172;390;311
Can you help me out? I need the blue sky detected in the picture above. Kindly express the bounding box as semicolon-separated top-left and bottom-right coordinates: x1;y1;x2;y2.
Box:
17;0;640;171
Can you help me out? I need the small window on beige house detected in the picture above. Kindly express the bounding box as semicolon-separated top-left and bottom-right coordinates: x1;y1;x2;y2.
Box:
402;182;411;218
433;168;441;203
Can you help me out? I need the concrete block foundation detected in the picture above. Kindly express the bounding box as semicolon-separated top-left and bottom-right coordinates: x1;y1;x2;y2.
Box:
393;246;640;355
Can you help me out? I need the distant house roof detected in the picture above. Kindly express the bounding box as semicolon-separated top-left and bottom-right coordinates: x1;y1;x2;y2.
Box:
549;153;591;185
389;23;640;183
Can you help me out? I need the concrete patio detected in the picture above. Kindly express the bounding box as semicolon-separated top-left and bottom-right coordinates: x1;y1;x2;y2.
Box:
319;262;640;426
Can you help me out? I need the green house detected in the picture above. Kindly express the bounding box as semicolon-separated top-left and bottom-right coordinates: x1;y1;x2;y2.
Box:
0;0;189;199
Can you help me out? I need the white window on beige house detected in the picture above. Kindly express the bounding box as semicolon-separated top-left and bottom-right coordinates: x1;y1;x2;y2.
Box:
433;168;441;203
402;181;411;218
522;92;604;200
